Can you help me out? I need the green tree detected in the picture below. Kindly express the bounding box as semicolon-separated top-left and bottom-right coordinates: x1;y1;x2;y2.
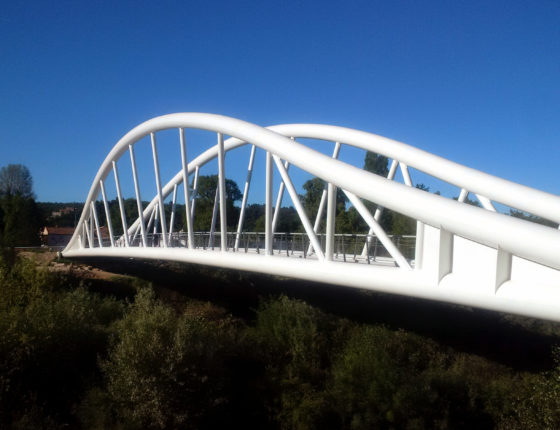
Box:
0;164;34;198
509;209;558;229
301;177;348;234
0;164;43;246
363;151;389;177
1;195;43;246
195;175;242;203
192;175;242;231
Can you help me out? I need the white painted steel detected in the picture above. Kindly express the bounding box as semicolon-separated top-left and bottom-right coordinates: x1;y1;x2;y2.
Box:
326;182;336;261
235;145;256;251
308;141;341;256
190;166;199;220
129;145;148;248
63;113;560;322
217;133;227;251
272;160;289;234
112;161;129;247
151;133;168;248
91;201;102;248
273;154;325;261
99;179;115;247
168;184;178;242
265;151;273;256
179;128;194;249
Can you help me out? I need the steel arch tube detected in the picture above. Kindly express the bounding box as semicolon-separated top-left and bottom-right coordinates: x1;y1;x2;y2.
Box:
64;113;560;273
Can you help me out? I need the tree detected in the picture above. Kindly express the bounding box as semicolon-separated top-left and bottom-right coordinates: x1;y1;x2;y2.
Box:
361;152;393;232
194;175;242;204
0;164;43;246
301;177;348;233
301;178;326;215
0;164;34;198
363;152;389;177
191;175;242;231
509;209;558;228
301;178;347;216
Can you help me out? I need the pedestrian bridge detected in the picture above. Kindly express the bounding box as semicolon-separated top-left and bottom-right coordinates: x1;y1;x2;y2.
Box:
62;113;560;321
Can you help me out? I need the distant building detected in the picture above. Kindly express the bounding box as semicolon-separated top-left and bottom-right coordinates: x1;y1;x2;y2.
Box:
40;226;109;248
50;206;75;218
41;226;75;247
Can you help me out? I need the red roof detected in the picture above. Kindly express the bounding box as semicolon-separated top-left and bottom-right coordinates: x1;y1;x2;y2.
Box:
43;227;75;235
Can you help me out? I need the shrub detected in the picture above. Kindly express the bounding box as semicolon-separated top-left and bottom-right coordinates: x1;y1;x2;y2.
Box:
252;295;349;429
328;325;495;429
0;251;124;427
98;288;260;429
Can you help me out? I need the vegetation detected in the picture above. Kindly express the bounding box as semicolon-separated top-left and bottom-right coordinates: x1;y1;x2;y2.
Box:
1;156;559;428
0;249;559;429
0;164;43;246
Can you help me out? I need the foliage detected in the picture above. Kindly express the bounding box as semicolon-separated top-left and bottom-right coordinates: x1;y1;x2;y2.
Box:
0;164;34;199
0;251;124;427
96;287;263;429
38;202;82;227
0;164;43;247
510;209;558;229
252;295;349;429
328;326;495;429
363;152;389;177
192;175;242;231
194;175;242;203
1;250;560;429
0;194;43;246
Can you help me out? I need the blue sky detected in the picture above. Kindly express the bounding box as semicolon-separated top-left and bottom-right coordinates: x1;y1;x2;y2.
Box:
1;0;558;205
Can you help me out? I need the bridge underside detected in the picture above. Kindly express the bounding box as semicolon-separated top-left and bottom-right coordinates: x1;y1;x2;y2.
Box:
64;225;560;323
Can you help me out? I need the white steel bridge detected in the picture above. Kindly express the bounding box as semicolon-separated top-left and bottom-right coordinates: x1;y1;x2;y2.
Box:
62;113;560;322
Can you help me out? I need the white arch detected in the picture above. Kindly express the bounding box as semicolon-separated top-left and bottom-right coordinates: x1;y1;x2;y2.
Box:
62;113;560;322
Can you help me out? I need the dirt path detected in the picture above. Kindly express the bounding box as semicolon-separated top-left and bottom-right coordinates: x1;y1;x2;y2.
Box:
18;249;128;281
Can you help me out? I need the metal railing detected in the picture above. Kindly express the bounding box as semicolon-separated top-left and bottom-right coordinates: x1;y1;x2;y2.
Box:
118;231;415;264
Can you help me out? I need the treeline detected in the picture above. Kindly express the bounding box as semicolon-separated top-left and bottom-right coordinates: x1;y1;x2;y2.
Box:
2;154;558;248
0;250;559;429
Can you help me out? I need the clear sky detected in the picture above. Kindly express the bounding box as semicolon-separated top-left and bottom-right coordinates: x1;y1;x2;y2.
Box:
1;0;558;204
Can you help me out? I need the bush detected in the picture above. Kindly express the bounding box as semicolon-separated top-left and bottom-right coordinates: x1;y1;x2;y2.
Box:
96;288;261;429
0;251;124;427
252;295;349;429
328;326;495;429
